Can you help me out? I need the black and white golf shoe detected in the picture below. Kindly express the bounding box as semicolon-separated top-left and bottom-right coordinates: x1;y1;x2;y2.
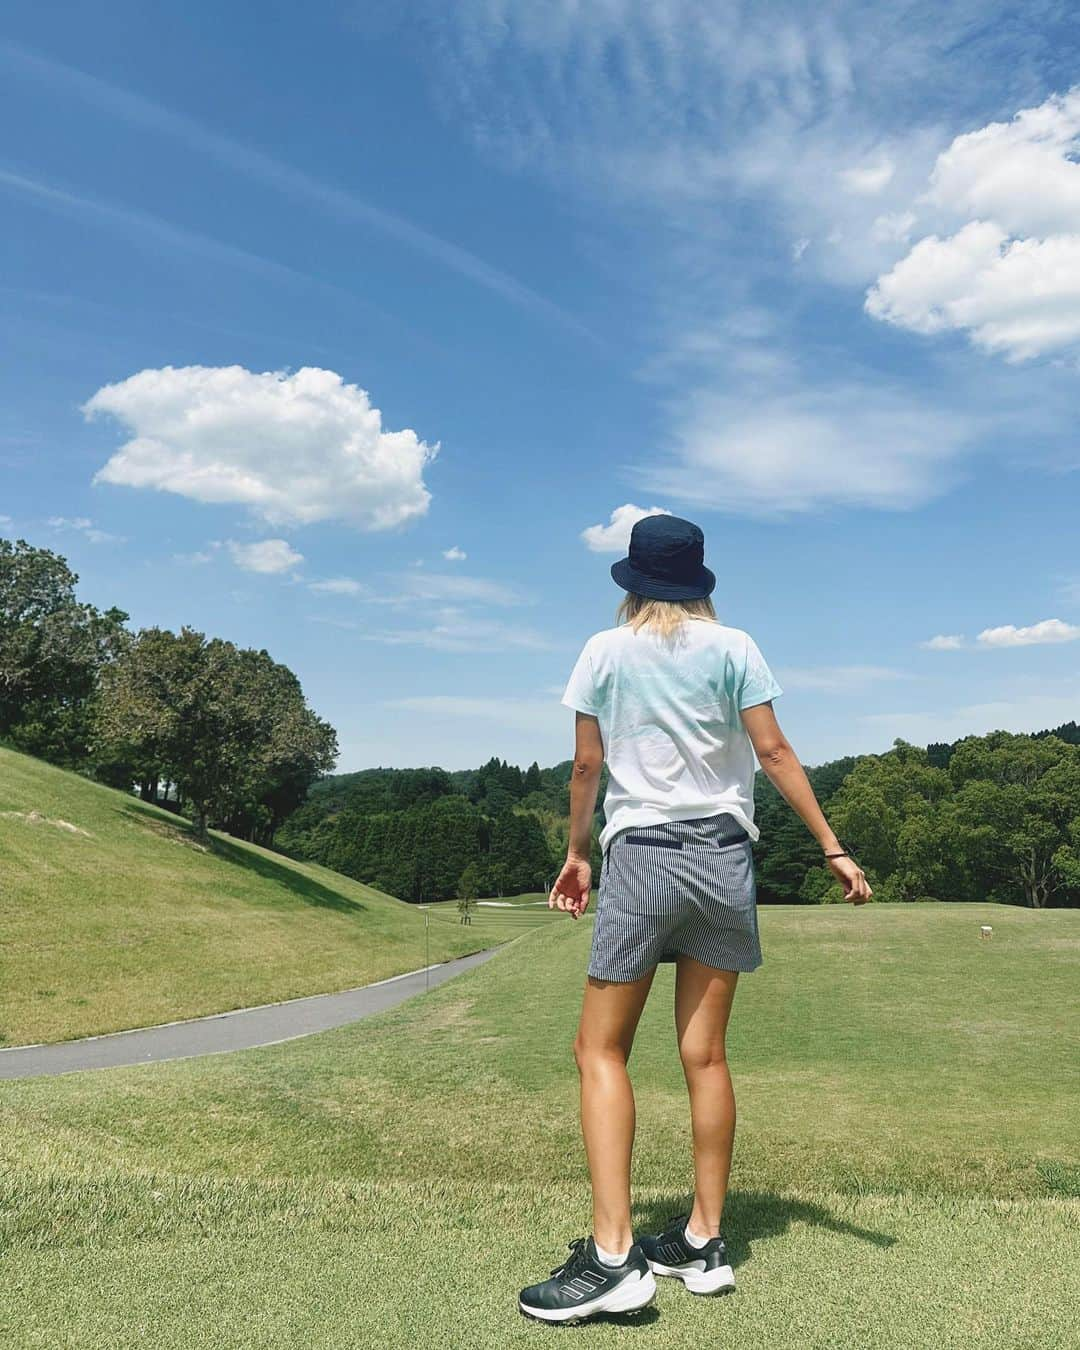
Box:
637;1215;735;1295
518;1236;656;1325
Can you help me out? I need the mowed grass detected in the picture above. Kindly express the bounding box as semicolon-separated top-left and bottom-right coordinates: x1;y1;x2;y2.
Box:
1;904;1077;1347
0;746;555;1045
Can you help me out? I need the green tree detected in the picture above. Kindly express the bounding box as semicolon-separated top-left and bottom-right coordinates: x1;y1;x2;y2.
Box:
946;732;1080;908
94;627;336;841
0;538;129;766
489;810;553;895
457;861;482;900
819;741;952;900
754;756;857;903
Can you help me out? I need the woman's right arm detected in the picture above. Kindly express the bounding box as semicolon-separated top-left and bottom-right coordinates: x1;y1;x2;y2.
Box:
740;701;872;904
549;712;604;919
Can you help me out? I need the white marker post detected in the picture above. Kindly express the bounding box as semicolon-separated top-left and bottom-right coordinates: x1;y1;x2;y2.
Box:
980;925;993;940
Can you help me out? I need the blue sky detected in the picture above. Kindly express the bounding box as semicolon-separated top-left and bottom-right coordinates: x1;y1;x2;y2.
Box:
3;1;1080;772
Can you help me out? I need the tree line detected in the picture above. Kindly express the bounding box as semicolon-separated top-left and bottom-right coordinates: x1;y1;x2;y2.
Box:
754;728;1080;908
278;726;1080;908
0;537;335;841
275;761;572;901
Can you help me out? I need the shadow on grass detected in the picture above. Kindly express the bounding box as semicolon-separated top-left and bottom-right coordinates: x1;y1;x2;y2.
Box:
114;800;367;916
634;1190;897;1269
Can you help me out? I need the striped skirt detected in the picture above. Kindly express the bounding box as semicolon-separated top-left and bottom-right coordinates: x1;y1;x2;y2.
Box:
588;813;762;983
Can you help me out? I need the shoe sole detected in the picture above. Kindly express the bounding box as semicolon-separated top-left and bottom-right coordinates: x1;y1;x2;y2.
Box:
518;1270;657;1324
647;1259;735;1296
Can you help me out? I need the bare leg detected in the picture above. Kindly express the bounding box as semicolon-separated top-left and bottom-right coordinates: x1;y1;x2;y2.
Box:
674;956;740;1237
574;970;656;1253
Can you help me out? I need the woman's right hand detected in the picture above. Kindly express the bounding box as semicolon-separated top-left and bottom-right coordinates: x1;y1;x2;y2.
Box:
549;855;592;919
827;854;873;904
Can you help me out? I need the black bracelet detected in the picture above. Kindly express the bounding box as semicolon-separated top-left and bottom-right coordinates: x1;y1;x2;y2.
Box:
824;851;848;859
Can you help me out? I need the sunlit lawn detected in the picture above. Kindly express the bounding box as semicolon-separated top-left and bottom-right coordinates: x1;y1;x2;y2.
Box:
2;903;1077;1346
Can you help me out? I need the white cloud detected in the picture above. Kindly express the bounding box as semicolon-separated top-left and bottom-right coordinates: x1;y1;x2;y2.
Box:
442;545;467;561
641;387;973;513
86;365;436;530
839;159;894;195
46;515;124;544
226;538;303;574
976;618;1080;648
173;549;215;566
309;577;366;595
871;210;916;244
868;222;1080;360
922;633;966;651
582;503;672;553
778;665;908;693
926;88;1080;237
866;88;1080;360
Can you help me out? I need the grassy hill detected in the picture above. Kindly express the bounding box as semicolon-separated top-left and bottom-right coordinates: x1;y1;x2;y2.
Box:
1;903;1077;1347
0;745;551;1046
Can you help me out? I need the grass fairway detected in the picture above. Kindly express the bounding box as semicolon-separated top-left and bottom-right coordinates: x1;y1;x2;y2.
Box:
0;746;555;1045
1;903;1078;1347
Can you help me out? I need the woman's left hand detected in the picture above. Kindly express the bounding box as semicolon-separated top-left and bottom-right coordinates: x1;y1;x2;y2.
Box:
549;855;591;919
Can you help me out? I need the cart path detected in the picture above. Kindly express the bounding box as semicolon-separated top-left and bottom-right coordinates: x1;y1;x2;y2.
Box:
0;949;498;1080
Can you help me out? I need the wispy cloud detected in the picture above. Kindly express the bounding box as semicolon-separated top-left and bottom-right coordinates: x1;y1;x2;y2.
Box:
385;571;526;607
641;384;976;514
442;545;467;561
46;515;124;544
313;614;555;652
0;167;330;292
419;2;1068;518
309;577;368;596
861;679;1080;745
0;39;587;336
1059;578;1080;605
778;665;910;693
385;694;564;730
226;538;303;575
921;634;966;651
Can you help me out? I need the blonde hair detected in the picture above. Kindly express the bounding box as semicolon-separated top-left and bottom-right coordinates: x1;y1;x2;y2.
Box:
616;592;717;638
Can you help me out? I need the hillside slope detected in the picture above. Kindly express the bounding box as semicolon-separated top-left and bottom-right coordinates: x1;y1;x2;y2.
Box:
0;746;514;1046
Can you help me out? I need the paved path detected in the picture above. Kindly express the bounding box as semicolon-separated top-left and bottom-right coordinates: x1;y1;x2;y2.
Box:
0;949;498;1081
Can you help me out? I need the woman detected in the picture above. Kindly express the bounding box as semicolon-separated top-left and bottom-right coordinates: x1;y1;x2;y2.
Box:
518;514;871;1325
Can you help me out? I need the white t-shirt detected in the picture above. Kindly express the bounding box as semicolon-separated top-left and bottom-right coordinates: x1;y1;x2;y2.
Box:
561;620;783;852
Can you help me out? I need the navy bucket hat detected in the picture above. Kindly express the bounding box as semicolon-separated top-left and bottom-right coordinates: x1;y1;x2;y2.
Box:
611;513;716;601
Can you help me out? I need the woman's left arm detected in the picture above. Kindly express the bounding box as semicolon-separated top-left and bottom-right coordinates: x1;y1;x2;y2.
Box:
549;712;604;919
741;701;872;904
